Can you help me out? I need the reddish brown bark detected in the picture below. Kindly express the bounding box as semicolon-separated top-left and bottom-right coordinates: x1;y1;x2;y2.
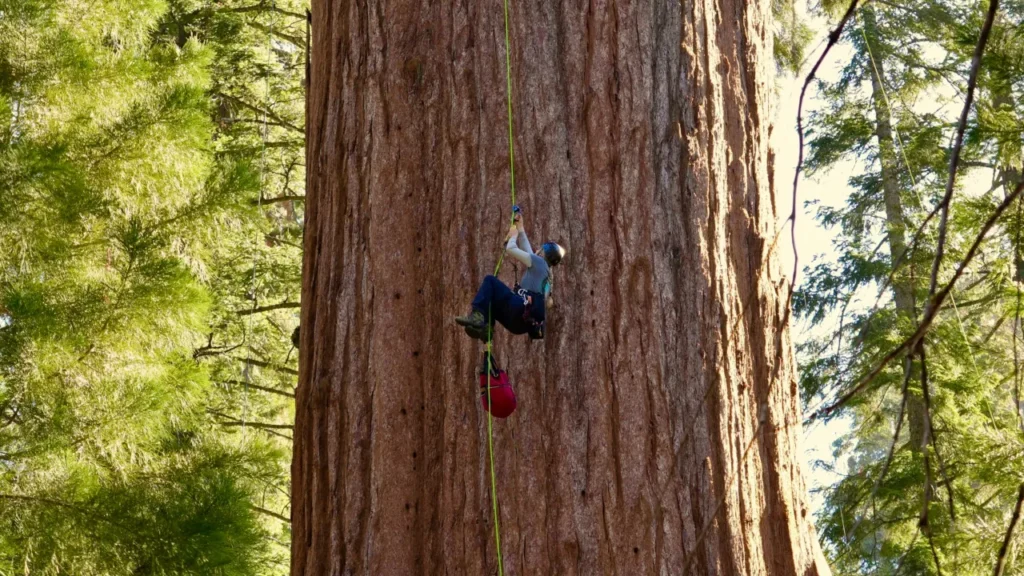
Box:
292;0;830;574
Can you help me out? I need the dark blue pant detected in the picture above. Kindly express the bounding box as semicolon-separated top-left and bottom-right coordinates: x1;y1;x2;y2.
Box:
471;275;529;334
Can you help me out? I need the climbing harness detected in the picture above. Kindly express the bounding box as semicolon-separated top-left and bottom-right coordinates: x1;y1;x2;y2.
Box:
513;285;545;339
482;0;518;572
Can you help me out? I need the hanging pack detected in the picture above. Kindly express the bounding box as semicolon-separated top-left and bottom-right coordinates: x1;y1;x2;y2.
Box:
478;352;517;418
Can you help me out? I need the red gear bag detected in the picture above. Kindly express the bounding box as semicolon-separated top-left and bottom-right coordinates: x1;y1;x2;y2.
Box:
478;367;517;418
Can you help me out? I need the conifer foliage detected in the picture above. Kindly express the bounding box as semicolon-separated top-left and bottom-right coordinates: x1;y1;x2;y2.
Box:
797;0;1024;573
0;0;306;572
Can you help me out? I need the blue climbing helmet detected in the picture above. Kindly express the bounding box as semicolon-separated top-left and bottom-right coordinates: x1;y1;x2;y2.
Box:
541;242;565;266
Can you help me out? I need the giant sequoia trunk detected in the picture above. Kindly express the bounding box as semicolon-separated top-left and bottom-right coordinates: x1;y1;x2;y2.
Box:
292;0;829;574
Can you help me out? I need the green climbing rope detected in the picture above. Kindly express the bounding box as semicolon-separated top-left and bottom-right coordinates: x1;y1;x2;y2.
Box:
483;0;519;573
484;318;504;576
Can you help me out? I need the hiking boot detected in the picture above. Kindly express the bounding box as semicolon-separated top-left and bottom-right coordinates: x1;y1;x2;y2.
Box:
455;310;486;329
464;324;488;341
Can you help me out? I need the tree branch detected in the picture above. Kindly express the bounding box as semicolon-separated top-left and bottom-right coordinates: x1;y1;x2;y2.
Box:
1015;196;1023;431
918;342;955;523
222;2;306;19
836;355;914;548
924;0;1000;315
220;379;295;399
266;232;303;250
235;356;299;376
208;409;288;426
961;160;997;169
194;342;243;359
0;493;124;528
262;140;303;149
208;410;293;438
217;92;303;134
237;301;301;316
255;194;305;205
252;504;291;523
211;416;290;426
792;0;864;310
814;179;1024;420
916;346;944;576
994;484;1024;576
247;21;306;48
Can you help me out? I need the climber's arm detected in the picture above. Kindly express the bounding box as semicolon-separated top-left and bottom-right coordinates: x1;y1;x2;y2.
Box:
517;222;533;254
505;223;533;267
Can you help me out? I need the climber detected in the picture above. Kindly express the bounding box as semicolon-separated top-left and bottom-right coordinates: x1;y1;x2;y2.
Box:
455;205;565;341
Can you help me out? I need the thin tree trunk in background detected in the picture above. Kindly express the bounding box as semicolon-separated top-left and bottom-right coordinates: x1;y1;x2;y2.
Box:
292;0;829;574
992;90;1022;201
862;6;927;452
989;11;1022;202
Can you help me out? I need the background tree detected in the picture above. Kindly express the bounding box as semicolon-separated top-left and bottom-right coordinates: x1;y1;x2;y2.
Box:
797;0;1024;572
0;0;307;572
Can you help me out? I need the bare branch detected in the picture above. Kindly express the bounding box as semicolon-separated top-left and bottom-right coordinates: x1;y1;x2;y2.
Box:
247;21;306;48
252;504;291;523
243;140;304;150
961;161;997;169
924;518;944;576
214;419;293;430
217;92;303;134
918;343;955;523
894;531;922;575
237;301;301;316
924;0;1000;314
792;0;864;307
219;379;295;399
255;194;305;205
235;356;299;376
266;232;303;250
208;410;293;441
864;171;1013;327
917;352;944;576
222;2;306;19
994;484;1024;576
1015;197;1023;431
194;342;243;359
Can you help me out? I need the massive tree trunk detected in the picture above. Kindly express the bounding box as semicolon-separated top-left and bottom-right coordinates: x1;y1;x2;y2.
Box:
292;0;829;574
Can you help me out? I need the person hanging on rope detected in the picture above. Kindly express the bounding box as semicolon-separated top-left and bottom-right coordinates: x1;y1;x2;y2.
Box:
455;206;565;341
